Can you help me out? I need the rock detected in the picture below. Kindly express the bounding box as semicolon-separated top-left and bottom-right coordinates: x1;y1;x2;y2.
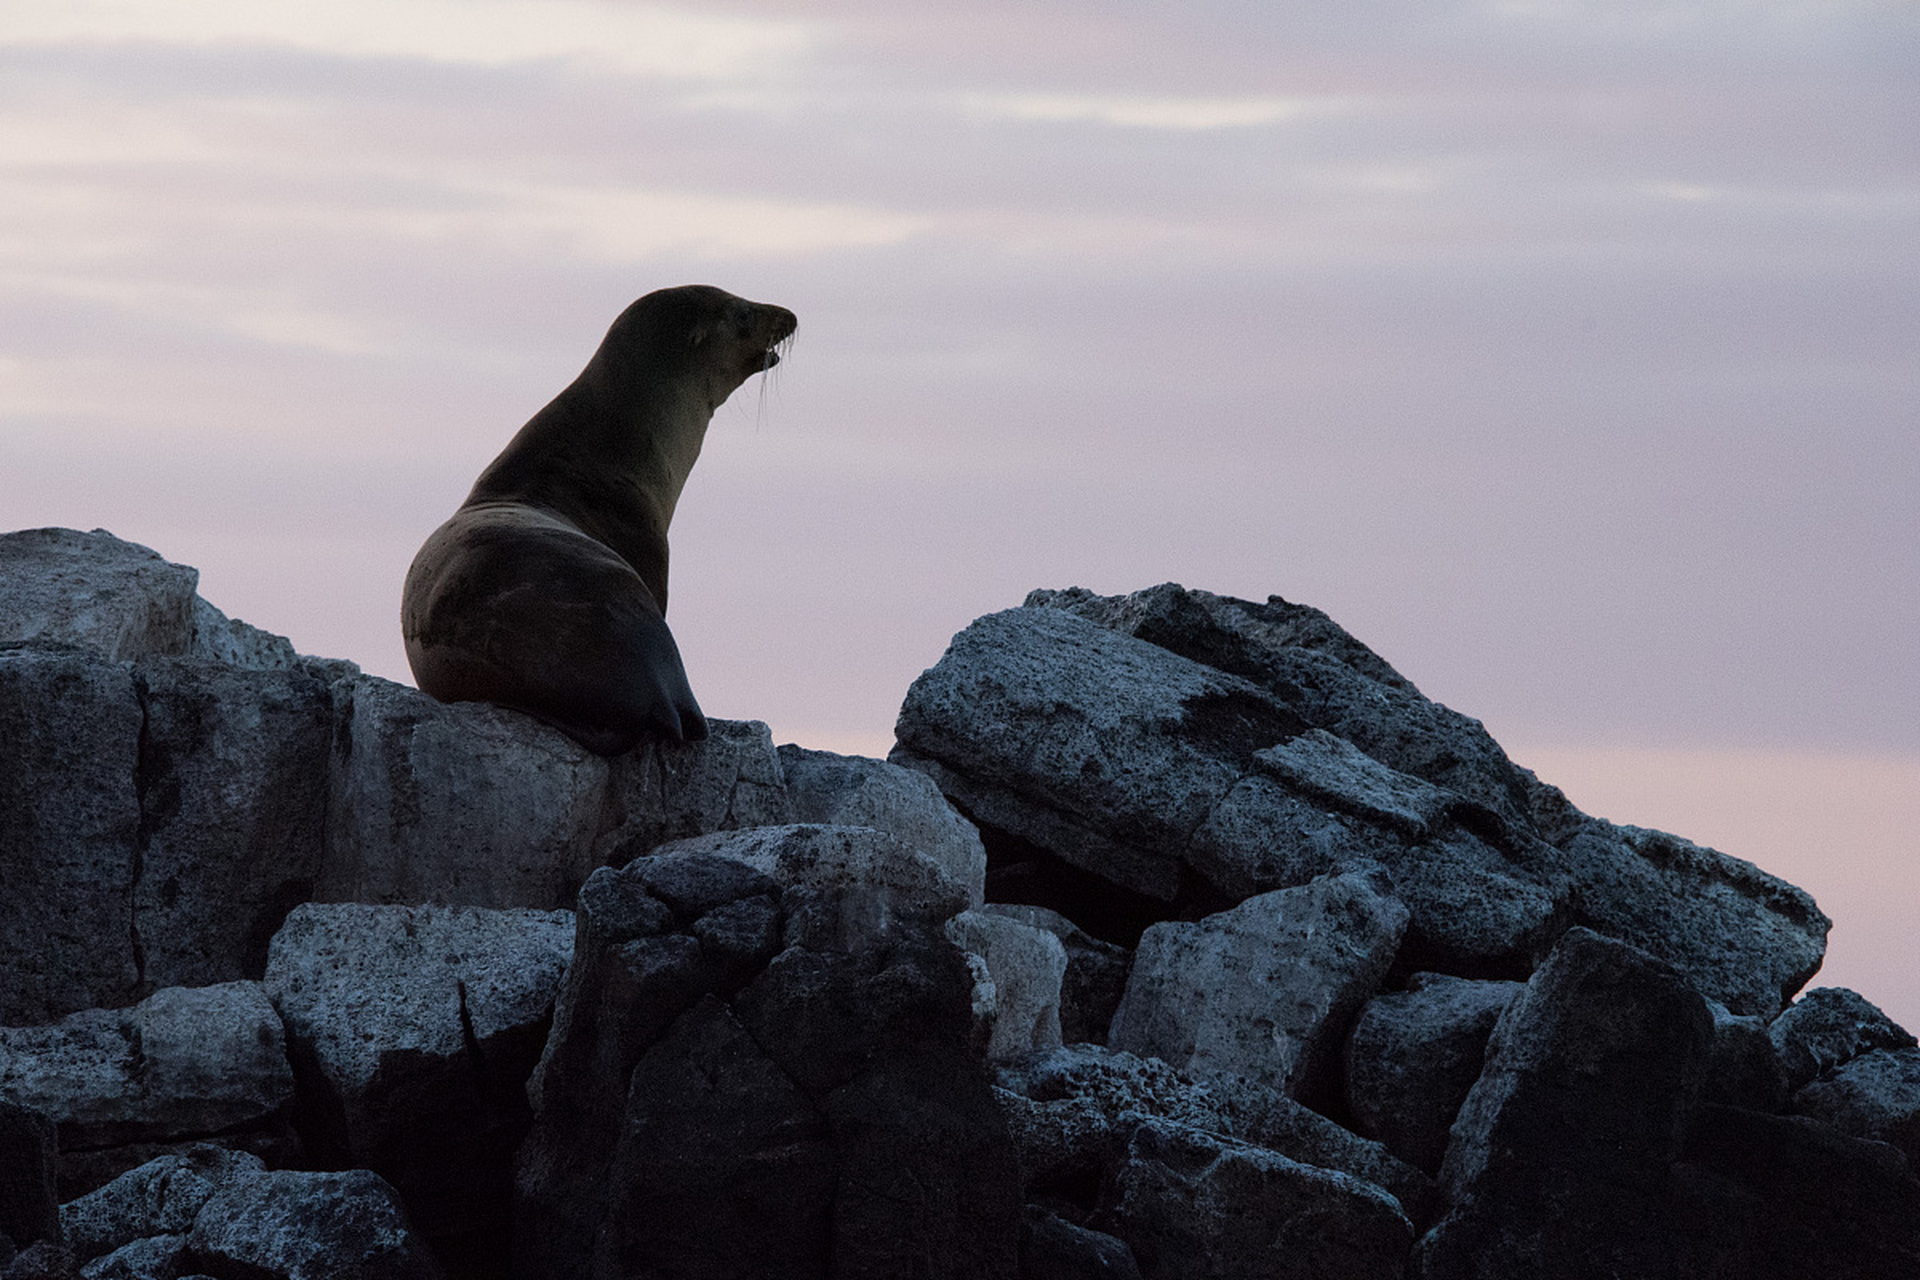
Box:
1680;1103;1920;1279
130;657;333;991
1019;1205;1141;1280
892;605;1306;903
0;984;294;1198
184;1168;443;1280
946;911;1068;1062
515;838;1019;1279
1793;1046;1920;1168
1098;1118;1412;1280
995;1046;1433;1227
1558;822;1827;1017
76;1232;186;1280
0;1101;58;1254
1108;872;1407;1099
1026;583;1536;833
1769;986;1916;1091
1417;928;1716;1280
654;823;973;948
1343;974;1525;1174
0;530;201;664
981;904;1131;1046
0;647;143;1025
319;676;611;910
1702;1002;1788;1112
2;1239;78;1280
593;718;796;860
263;903;572;1268
780;743;988;905
60;1148;261;1264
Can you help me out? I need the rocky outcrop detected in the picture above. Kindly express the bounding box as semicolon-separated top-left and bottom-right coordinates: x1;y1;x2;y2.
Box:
1;534;1908;1279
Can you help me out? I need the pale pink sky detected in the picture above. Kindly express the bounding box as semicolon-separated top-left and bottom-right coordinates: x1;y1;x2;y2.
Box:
3;1;1915;1023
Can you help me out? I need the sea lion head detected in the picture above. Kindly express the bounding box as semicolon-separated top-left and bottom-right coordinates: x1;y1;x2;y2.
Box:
590;284;798;412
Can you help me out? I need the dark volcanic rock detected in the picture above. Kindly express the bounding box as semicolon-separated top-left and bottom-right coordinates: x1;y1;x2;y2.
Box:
1027;583;1536;833
0;1100;58;1255
1019;1205;1141;1280
263;903;571;1274
1416;928;1716;1280
1793;1046;1920;1168
981;904;1132;1046
60;1146;263;1262
185;1168;443;1280
1769;985;1916;1091
514;832;1019;1279
0;984;295;1198
131;656;333;991
0;647;143;1025
1108;872;1407;1100
1343;974;1525;1174
1681;1103;1920;1279
995;1045;1432;1227
1099;1118;1412;1280
1702;1001;1789;1112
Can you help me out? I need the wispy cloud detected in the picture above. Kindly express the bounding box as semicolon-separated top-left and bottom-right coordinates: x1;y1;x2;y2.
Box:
953;91;1358;131
0;0;815;78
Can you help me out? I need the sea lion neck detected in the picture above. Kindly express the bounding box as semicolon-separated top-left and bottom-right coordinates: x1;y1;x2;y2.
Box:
465;366;713;610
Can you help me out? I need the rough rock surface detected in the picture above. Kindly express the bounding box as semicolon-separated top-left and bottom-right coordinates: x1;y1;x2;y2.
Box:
780;744;988;906
263;903;570;1271
514;836;1019;1279
1108;873;1408;1099
1343;974;1525;1173
995;1045;1432;1225
981;904;1132;1046
1417;928;1716;1279
0;647;143;1025
1793;1046;1920;1167
946;911;1068;1063
0;984;294;1198
5;539;1902;1280
186;1168;443;1280
1100;1118;1412;1280
1769;986;1917;1091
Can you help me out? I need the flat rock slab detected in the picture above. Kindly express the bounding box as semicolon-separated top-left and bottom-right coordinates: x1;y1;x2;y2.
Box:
0;984;293;1199
1108;872;1408;1098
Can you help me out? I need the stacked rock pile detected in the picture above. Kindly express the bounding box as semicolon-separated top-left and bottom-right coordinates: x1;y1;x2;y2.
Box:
1;528;1915;1279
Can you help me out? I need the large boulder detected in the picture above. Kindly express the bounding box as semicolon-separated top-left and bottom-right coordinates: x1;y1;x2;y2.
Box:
1025;584;1536;833
1108;872;1407;1100
263;903;572;1271
131;657;333;991
1769;986;1915;1091
1793;1046;1920;1169
515;832;1019;1279
185;1168;443;1280
0;647;143;1025
1416;929;1716;1279
60;1146;264;1263
1343;974;1526;1174
0;985;295;1198
779;744;987;906
994;1045;1432;1226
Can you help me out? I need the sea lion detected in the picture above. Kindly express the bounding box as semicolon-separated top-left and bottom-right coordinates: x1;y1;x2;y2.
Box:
401;285;796;755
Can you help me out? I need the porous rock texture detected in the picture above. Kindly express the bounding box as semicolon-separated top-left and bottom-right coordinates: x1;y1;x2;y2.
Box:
2;533;1912;1279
